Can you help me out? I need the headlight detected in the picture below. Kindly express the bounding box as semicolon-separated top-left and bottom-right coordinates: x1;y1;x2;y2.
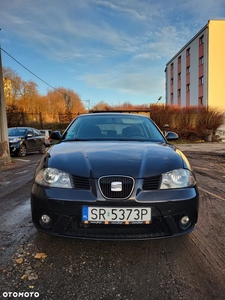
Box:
160;169;196;189
9;137;21;143
35;168;72;188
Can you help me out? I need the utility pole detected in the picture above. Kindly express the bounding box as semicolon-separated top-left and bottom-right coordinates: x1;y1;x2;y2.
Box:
0;46;11;165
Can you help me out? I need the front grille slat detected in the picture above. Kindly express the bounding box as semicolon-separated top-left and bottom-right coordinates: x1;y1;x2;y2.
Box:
71;175;91;189
99;176;134;199
142;175;161;190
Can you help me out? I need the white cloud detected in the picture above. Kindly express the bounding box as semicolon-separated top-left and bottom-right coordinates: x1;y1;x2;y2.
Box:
78;65;164;96
93;0;151;20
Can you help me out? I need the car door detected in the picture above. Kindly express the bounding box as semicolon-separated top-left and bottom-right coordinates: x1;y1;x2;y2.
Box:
33;129;43;151
26;129;36;152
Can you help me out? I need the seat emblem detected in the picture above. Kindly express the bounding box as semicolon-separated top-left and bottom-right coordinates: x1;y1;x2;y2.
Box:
111;181;122;192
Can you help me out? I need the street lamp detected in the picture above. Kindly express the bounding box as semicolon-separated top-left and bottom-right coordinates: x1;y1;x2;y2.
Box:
156;96;162;104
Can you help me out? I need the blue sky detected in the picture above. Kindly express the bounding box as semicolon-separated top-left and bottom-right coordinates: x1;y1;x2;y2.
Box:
1;0;225;109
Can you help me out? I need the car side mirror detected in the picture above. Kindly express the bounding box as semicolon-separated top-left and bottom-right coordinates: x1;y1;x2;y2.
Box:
165;131;179;141
50;131;62;140
27;133;33;138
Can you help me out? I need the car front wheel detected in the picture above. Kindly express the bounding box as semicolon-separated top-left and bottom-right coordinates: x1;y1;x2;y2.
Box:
18;144;27;157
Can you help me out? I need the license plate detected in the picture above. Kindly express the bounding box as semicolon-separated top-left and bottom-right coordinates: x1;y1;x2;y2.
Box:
82;206;151;224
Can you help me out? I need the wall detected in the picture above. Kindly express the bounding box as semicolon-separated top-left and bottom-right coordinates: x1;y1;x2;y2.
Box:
208;20;225;111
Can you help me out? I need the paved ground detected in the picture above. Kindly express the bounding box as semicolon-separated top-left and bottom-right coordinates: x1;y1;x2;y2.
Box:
175;142;225;153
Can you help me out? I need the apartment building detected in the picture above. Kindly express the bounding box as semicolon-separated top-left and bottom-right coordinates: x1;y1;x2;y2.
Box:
165;20;225;110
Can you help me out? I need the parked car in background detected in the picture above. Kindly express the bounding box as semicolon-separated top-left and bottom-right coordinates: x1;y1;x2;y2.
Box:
31;113;199;240
8;127;46;157
39;129;53;146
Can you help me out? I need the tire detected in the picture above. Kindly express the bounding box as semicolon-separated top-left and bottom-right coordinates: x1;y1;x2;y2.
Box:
18;144;27;157
39;143;46;154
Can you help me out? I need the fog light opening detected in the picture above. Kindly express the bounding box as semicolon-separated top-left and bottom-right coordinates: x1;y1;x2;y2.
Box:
40;214;52;228
179;215;191;230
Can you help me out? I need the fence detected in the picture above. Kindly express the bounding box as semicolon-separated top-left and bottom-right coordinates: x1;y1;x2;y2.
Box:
6;112;80;131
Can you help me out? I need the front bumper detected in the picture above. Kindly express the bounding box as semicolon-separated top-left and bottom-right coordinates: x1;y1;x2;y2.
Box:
31;184;199;240
9;142;20;155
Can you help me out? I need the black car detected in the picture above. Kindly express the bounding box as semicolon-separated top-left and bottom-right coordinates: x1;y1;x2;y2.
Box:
8;127;46;157
31;113;199;240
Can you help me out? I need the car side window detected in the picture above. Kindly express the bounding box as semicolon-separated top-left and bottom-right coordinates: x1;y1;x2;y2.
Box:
33;129;41;136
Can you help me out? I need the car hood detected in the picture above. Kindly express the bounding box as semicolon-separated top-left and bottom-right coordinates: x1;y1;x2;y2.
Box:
41;141;191;178
42;141;190;178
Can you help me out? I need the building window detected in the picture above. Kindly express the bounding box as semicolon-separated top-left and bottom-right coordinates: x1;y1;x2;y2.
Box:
186;47;190;56
186;84;190;92
178;56;181;64
199;56;204;65
178;89;181;97
199;35;204;45
199;96;203;105
199;76;204;85
171;78;174;85
178;72;181;80
186;66;190;74
171;63;173;70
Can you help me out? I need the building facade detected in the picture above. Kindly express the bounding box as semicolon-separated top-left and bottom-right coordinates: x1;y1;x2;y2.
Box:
165;20;225;110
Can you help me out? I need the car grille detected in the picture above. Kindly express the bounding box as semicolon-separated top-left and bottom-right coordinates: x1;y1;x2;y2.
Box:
142;175;161;190
98;176;134;199
70;174;161;191
52;213;171;239
71;175;91;189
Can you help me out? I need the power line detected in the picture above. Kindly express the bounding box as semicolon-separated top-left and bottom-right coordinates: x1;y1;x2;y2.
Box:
0;47;69;97
0;47;90;109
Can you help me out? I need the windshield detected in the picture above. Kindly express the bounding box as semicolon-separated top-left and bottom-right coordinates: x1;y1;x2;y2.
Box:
63;114;165;142
8;128;26;136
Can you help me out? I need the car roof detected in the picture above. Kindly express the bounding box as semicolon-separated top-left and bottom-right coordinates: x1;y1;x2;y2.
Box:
77;112;149;118
8;127;36;130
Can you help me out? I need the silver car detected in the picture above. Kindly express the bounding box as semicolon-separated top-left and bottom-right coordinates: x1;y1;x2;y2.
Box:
39;129;52;146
